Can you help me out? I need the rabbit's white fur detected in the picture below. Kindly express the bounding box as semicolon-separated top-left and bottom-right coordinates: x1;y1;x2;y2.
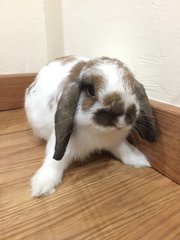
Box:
25;56;89;140
25;56;150;197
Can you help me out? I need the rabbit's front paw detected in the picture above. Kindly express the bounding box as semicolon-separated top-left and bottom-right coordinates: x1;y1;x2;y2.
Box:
122;150;151;168
31;166;62;197
127;153;151;168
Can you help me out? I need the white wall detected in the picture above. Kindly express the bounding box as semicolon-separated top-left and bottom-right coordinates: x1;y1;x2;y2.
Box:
44;0;64;61
62;0;180;106
0;0;63;74
0;0;179;106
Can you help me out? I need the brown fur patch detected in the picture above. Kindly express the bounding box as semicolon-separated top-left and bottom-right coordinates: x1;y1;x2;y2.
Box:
93;100;125;127
86;56;124;67
82;96;96;111
56;55;77;65
79;73;105;99
83;57;123;77
56;61;86;105
125;104;136;124
68;61;86;83
110;100;125;115
91;74;105;98
103;92;121;106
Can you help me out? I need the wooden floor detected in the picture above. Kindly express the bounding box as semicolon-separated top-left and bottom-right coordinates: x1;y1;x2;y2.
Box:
1;109;180;240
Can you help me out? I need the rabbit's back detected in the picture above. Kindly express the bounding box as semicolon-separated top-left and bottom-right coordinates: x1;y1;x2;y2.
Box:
25;56;88;140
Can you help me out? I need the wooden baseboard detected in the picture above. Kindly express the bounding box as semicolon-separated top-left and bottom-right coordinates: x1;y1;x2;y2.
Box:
131;100;180;184
0;73;36;111
0;73;179;184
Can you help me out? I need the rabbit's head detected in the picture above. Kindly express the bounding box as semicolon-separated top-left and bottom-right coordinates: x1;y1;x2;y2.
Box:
54;57;157;160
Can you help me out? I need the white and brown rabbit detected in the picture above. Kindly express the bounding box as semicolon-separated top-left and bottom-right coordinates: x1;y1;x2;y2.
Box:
25;56;157;197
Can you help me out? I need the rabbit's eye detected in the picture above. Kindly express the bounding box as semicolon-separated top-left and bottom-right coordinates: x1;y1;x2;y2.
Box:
87;85;95;97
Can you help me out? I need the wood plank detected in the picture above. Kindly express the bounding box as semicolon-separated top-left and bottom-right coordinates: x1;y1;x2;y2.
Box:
1;109;180;240
130;100;180;184
2;159;180;240
0;130;44;188
0;108;30;135
0;73;36;111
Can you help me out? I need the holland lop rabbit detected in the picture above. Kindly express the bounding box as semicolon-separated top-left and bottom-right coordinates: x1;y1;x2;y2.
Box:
25;56;157;197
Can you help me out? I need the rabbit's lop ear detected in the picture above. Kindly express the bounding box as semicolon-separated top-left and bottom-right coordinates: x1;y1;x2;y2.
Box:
53;61;86;160
53;82;80;160
134;80;157;142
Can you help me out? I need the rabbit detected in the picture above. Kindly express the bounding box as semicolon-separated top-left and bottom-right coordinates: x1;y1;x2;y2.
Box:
25;55;157;197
